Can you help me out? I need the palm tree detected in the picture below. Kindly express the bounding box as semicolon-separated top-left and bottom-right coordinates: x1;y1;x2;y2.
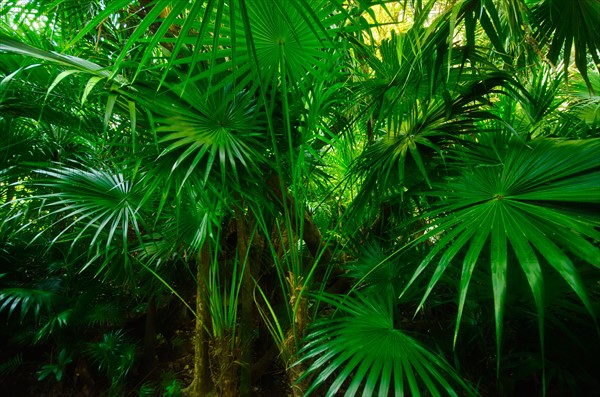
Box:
1;0;599;396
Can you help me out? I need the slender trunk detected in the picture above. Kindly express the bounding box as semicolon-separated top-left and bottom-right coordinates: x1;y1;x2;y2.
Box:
283;274;310;397
184;243;213;396
234;204;253;396
266;174;324;396
210;333;238;397
367;116;374;145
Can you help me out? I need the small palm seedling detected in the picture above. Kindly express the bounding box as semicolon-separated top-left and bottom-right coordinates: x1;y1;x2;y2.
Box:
86;330;137;397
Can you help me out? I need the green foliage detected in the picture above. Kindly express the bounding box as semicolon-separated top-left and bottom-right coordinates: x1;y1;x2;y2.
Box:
137;382;155;397
32;162;147;269
298;292;473;396
0;288;57;322
163;379;182;397
532;0;600;90
406;136;600;351
37;348;72;382
86;330;137;396
0;353;22;377
1;0;599;396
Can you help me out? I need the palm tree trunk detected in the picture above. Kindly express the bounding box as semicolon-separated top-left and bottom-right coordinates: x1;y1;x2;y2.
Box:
184;243;213;396
282;273;310;397
266;173;326;395
235;204;253;396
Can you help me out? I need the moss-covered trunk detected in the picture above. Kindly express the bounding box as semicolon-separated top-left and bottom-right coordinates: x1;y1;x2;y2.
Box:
284;274;310;397
184;243;213;396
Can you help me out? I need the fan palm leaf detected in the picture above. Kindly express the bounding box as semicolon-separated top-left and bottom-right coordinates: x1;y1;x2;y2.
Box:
531;0;600;90
0;288;57;322
296;292;473;396
402;136;600;373
31;162;147;273
245;0;339;91
136;81;266;186
348;71;514;226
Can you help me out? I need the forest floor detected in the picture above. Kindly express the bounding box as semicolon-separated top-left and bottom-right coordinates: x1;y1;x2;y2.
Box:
0;317;290;397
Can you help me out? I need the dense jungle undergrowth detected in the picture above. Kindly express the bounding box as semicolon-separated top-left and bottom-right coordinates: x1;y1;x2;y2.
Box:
1;0;599;396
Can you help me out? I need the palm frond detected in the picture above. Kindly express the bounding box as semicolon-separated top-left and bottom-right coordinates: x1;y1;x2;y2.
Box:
403;136;600;374
144;82;266;186
346;240;409;304
0;353;23;377
0;37;128;85
532;0;600;90
0;288;57;322
245;0;339;91
32;162;147;272
86;329;137;387
134;176;224;268
297;292;473;396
